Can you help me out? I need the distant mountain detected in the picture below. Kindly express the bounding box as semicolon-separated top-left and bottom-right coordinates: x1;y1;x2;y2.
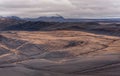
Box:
4;21;54;31
23;16;65;22
3;21;98;31
1;16;120;22
0;16;25;31
6;16;21;20
1;16;120;32
4;21;120;36
0;16;21;20
23;16;120;22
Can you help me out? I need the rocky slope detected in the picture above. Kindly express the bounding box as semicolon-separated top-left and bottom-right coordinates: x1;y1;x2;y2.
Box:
0;30;120;76
0;17;25;31
3;21;120;36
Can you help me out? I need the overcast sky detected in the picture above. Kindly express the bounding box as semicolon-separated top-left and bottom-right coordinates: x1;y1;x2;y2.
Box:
0;0;120;18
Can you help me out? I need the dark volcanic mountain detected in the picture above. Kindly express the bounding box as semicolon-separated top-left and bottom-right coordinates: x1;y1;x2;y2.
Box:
4;21;120;36
24;16;65;22
23;16;120;22
0;17;25;31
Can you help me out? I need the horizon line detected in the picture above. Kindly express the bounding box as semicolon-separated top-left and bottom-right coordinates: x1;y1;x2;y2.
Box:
1;15;120;19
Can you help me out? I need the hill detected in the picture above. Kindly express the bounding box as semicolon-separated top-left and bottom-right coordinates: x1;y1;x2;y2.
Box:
0;18;120;76
0;17;25;31
3;21;120;36
0;30;120;76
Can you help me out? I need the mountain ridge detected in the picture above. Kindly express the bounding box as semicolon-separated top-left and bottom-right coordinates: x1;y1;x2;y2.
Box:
1;16;120;22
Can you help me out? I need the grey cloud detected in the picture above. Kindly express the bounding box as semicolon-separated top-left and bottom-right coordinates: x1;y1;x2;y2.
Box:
0;0;75;17
0;0;120;18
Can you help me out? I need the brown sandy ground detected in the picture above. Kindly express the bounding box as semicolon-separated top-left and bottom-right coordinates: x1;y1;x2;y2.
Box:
0;30;120;76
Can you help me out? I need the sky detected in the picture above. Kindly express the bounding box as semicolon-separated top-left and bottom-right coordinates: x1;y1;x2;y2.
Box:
0;0;120;18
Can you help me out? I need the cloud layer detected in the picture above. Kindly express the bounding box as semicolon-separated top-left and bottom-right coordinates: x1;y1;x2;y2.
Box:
0;0;120;18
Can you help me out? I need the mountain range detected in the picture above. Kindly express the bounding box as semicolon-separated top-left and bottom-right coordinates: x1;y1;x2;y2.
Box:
1;16;120;22
0;16;120;36
0;15;120;76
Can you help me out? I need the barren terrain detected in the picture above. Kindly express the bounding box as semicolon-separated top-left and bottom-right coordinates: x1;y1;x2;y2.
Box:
0;29;120;76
